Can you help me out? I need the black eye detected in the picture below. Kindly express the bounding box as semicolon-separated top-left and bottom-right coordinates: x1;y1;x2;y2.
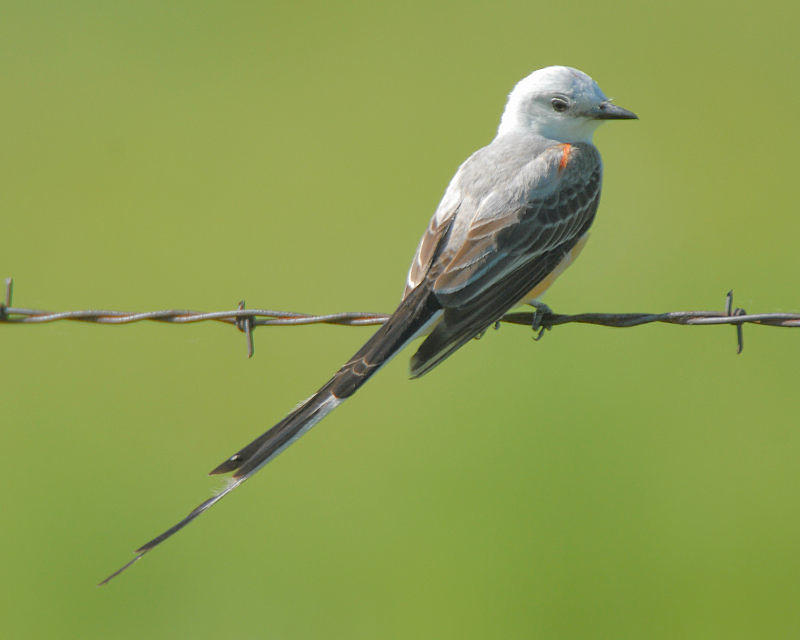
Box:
551;97;569;113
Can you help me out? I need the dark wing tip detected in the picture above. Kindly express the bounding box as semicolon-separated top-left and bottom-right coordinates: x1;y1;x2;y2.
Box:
408;322;472;379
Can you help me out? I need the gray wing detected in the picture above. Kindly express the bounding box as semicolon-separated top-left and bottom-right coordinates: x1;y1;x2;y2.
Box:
404;175;461;298
409;141;602;377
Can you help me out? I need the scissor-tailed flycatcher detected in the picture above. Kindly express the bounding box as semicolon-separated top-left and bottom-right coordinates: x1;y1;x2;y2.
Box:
101;65;636;583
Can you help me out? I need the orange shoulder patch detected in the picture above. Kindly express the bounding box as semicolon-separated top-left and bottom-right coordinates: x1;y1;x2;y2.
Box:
558;143;572;172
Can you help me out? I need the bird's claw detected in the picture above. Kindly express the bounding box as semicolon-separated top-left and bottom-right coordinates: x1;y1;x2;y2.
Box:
529;302;553;341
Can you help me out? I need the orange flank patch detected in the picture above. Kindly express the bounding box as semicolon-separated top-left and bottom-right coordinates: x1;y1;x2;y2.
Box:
558;143;572;171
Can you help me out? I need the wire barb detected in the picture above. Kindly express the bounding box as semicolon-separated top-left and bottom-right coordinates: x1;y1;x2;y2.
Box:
235;300;256;358
724;290;747;354
0;277;12;321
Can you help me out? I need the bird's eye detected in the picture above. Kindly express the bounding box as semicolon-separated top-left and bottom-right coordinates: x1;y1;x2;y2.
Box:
551;98;569;113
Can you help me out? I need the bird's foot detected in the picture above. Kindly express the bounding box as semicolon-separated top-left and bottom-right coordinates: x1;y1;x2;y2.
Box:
529;301;554;341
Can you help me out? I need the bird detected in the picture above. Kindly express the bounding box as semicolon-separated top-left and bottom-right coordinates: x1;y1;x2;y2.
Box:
100;65;637;584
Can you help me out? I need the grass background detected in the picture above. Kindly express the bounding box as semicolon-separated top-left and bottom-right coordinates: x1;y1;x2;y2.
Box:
2;1;799;638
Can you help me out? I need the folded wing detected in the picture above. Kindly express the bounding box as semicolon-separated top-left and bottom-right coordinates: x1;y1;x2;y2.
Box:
409;142;602;378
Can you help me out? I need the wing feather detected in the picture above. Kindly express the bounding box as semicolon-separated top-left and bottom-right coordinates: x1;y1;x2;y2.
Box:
409;142;602;376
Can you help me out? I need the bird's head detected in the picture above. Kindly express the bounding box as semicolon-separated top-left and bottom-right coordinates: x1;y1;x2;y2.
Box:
497;66;637;143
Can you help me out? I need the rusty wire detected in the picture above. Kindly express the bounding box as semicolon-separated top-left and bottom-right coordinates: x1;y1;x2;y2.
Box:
2;277;798;356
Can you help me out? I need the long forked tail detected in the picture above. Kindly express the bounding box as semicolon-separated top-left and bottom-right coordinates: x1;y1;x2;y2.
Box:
99;285;440;585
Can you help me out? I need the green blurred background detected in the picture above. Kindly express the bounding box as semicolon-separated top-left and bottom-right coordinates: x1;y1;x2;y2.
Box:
2;1;799;638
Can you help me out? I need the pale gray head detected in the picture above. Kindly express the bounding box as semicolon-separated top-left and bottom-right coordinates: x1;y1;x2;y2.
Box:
497;66;637;143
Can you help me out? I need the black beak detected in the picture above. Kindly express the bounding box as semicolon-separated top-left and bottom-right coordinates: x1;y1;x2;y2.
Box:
594;101;638;120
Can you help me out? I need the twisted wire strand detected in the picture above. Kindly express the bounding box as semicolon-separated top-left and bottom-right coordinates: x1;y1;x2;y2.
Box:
2;278;798;356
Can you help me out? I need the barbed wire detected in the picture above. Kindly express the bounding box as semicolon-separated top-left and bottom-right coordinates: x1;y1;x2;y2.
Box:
2;277;798;357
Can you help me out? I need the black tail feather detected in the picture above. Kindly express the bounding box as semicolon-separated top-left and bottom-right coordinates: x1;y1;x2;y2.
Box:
100;285;438;584
210;284;439;478
98;477;244;586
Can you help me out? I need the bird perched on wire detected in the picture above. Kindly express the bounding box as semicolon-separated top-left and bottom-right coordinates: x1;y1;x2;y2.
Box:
101;65;637;584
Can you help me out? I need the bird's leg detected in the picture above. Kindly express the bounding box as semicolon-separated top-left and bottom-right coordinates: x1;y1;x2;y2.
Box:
528;301;554;341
